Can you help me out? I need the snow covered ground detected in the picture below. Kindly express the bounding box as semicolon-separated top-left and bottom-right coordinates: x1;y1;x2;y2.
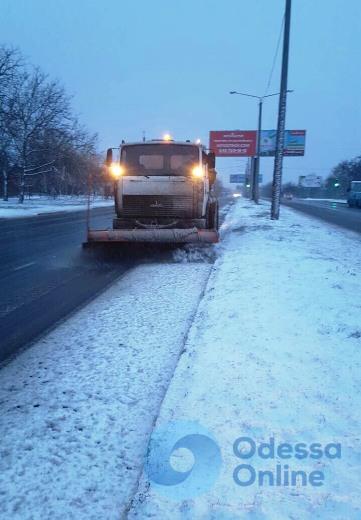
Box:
303;198;347;204
1;199;361;519
0;195;113;218
129;201;361;519
0;261;212;519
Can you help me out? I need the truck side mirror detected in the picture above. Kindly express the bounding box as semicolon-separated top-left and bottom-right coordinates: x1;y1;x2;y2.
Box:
208;152;216;169
209;169;216;186
105;148;113;166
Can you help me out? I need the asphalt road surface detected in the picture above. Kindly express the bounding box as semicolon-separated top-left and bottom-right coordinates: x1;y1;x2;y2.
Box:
0;207;133;364
281;198;361;234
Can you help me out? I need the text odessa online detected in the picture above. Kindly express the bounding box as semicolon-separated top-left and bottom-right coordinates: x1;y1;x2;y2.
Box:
232;437;341;487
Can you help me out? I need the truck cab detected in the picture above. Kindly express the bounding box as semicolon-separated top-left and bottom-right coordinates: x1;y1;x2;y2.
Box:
107;140;218;231
347;181;361;208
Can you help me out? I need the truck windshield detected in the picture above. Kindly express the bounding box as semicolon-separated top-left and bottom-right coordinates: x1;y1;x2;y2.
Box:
121;144;199;176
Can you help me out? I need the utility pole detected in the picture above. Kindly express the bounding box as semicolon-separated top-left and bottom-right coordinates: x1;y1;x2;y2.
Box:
271;0;292;219
253;98;263;203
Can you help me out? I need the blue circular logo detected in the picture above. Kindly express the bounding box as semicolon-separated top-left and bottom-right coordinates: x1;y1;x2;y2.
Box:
145;421;222;500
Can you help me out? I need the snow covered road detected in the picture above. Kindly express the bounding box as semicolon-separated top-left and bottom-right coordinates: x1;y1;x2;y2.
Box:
0;259;212;519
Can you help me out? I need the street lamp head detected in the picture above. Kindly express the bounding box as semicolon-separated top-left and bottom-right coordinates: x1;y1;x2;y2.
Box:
229;91;237;94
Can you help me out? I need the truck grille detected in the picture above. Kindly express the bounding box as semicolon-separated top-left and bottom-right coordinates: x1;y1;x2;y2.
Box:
122;195;195;217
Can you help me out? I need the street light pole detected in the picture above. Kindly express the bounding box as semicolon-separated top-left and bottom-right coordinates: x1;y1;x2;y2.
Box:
253;98;263;203
230;90;288;203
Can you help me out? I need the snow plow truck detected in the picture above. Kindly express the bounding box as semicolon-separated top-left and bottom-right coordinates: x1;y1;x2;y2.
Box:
85;137;219;245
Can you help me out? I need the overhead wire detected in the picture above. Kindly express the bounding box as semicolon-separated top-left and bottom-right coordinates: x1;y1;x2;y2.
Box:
263;14;285;97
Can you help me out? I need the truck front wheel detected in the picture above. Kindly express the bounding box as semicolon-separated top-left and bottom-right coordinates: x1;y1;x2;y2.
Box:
206;201;219;230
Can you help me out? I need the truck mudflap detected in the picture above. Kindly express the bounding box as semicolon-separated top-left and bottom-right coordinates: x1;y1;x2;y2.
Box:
85;227;219;244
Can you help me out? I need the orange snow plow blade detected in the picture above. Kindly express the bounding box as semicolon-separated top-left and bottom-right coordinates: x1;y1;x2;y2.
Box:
85;228;219;244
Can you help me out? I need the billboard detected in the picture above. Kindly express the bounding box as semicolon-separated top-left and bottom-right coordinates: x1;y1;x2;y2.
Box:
210;130;306;157
260;130;277;156
209;130;257;157
229;174;263;184
230;174;245;184
284;130;306;156
299;175;323;188
260;130;306;156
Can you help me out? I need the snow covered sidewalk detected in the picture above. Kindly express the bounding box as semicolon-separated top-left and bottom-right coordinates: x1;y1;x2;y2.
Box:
0;195;113;218
129;200;361;519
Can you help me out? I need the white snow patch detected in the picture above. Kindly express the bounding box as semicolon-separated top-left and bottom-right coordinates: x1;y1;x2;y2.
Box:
0;195;113;219
303;198;347;204
129;200;361;519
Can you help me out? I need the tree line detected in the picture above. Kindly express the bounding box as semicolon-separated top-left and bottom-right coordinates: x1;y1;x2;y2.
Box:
0;45;105;202
261;155;361;199
325;156;361;195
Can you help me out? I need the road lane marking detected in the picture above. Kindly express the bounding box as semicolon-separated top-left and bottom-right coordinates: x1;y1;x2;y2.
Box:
12;262;36;272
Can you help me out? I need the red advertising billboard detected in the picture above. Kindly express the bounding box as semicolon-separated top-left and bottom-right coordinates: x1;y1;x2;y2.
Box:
209;130;257;157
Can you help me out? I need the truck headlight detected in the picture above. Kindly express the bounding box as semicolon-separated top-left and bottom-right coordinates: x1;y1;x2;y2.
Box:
192;166;203;178
110;163;124;178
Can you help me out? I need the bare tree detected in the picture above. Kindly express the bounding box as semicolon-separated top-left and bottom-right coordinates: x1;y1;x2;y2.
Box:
2;68;72;201
0;45;103;201
0;46;23;200
0;45;22;99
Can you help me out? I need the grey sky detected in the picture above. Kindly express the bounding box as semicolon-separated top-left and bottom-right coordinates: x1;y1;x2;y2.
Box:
1;0;360;185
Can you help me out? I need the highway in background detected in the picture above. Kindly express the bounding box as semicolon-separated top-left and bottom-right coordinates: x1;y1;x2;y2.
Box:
280;198;361;234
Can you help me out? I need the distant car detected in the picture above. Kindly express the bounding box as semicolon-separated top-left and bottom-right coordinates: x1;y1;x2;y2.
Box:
347;181;361;208
233;192;242;198
283;193;293;200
